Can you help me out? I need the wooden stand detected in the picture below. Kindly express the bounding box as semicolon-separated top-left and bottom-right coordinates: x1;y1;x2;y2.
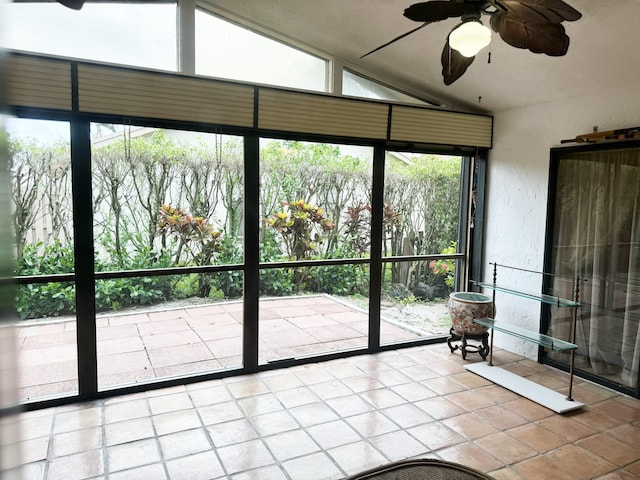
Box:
447;327;489;360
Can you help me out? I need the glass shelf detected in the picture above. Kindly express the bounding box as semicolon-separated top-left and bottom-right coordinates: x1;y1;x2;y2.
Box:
474;282;580;308
473;318;577;351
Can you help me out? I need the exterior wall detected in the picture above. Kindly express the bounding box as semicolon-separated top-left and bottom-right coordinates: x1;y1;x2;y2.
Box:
485;83;640;359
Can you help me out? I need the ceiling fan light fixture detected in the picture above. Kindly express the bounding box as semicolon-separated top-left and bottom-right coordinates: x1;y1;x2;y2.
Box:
449;20;491;58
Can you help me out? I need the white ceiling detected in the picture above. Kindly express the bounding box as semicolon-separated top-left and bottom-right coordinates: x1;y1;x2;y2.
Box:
203;0;640;114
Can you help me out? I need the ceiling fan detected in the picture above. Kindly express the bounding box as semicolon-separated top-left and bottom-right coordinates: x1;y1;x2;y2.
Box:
361;0;582;85
57;0;86;9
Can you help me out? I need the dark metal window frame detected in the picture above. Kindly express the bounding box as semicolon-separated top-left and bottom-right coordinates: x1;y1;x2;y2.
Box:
7;105;481;411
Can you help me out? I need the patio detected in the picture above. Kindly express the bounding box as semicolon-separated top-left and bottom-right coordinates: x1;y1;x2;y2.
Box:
16;295;437;401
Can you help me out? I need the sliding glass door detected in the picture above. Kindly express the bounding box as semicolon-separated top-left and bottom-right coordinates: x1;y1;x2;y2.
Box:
90;124;245;390
6;112;477;404
544;143;640;396
6;118;78;402
380;152;466;345
258;139;373;363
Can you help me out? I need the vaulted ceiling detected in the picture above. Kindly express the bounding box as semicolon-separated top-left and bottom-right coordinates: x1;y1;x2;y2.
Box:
203;0;640;114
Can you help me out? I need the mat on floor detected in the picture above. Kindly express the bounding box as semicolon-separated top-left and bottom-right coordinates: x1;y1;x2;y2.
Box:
345;458;495;480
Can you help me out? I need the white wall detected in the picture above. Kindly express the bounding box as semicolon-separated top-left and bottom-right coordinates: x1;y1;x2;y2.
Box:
485;83;640;358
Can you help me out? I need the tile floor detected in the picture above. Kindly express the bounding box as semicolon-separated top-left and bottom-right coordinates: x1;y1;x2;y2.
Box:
16;295;427;400
4;343;640;480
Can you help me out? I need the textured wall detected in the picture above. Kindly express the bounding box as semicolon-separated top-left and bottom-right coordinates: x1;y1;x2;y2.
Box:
485;83;640;358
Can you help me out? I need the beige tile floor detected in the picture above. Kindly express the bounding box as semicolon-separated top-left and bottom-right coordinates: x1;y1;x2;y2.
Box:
4;343;640;480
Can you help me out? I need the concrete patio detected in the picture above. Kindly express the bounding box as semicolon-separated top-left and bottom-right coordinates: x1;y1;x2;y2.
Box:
16;295;430;402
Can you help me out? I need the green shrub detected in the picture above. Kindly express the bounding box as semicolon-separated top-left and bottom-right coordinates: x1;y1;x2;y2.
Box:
16;240;175;318
310;245;369;296
258;230;293;296
95;276;165;312
210;237;243;299
18;240;74;275
259;269;294;296
93;242;173;312
16;241;76;319
308;263;368;296
16;282;75;319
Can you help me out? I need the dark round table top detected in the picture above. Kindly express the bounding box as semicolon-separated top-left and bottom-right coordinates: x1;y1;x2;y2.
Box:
346;459;495;480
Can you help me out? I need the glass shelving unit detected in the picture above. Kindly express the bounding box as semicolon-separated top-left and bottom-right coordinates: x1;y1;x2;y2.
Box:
471;263;583;405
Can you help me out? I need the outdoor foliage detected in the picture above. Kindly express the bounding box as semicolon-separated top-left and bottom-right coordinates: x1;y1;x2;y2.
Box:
9;137;72;260
308;245;369;296
430;242;457;288
265;200;335;261
15;241;75;318
10;129;462;319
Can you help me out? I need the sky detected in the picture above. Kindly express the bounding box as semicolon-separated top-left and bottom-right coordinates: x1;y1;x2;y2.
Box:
3;2;178;71
3;2;325;88
2;1;328;143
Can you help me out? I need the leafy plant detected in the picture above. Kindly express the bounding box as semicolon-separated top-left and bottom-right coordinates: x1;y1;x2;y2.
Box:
95;277;165;312
429;242;457;288
17;240;74;275
397;294;418;313
16;282;75;319
265;199;335;291
343;203;371;256
309;263;368;296
158;204;224;297
15;241;76;318
308;244;368;296
157;204;223;265
211;236;243;299
258;230;293;296
265;200;335;261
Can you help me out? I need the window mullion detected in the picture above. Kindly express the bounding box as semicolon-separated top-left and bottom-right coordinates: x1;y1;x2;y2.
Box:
177;0;196;74
70;118;98;395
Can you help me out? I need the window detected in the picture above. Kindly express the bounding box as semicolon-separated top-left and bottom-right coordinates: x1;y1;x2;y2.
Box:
258;139;373;361
343;70;434;106
195;9;327;91
3;7;484;400
91;124;245;388
381;152;464;344
2;2;177;71
6;117;78;402
5;114;476;403
91;125;244;273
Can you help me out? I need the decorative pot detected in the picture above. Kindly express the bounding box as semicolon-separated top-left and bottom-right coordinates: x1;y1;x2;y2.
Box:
448;292;493;336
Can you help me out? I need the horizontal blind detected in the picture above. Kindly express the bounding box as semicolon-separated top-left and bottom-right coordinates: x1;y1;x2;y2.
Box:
7;53;494;149
8;55;72;111
391;106;493;148
77;65;255;127
259;89;389;139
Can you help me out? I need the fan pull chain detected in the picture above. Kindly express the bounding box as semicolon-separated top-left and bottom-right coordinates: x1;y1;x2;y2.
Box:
488;51;491;63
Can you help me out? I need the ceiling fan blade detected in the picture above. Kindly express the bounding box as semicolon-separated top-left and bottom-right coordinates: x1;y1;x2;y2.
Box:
360;22;431;58
441;38;475;85
404;1;469;22
525;22;570;55
499;0;581;24
499;1;562;23
517;0;581;21
491;14;570;55
57;0;86;10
